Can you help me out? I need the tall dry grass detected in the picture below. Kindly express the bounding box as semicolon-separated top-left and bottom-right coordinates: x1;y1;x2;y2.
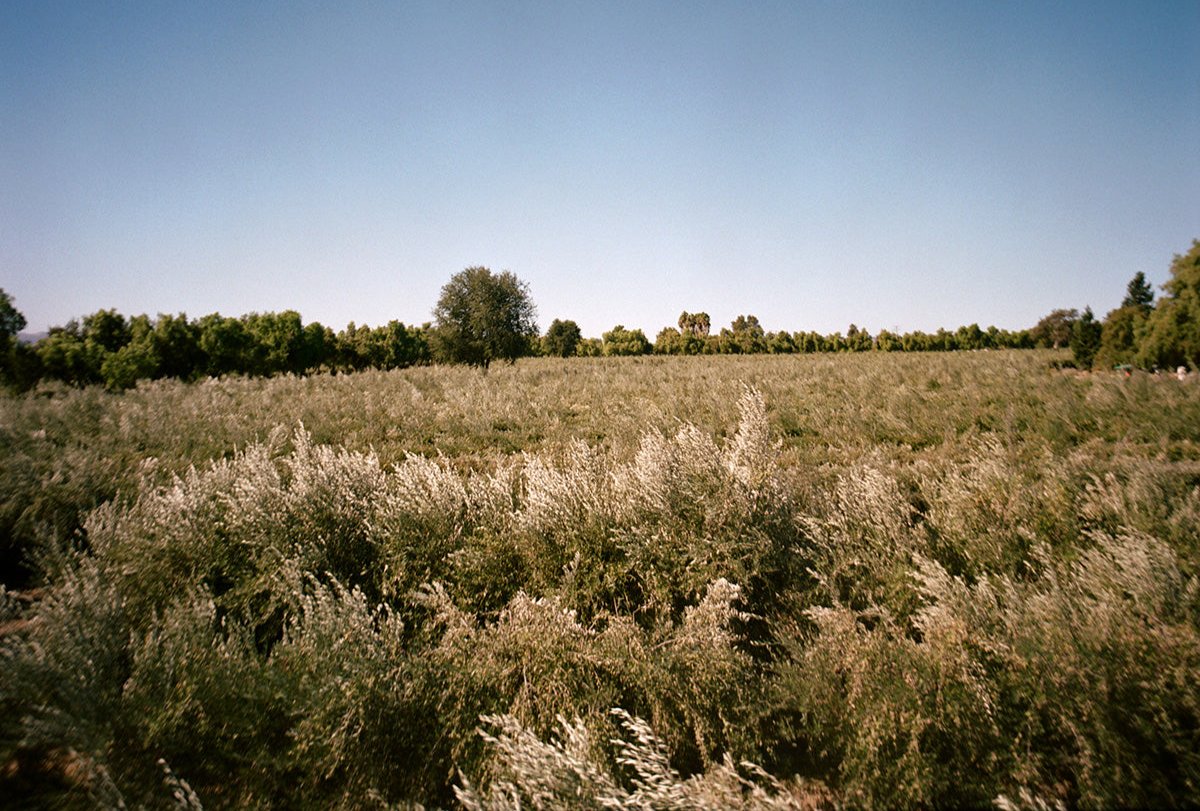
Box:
1;352;1198;808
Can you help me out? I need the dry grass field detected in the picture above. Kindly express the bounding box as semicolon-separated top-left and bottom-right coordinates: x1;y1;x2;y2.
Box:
2;351;1198;808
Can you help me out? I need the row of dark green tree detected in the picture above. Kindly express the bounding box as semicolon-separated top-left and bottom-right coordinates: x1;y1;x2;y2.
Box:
2;240;1197;389
0;296;1034;391
576;316;1036;357
0;306;431;391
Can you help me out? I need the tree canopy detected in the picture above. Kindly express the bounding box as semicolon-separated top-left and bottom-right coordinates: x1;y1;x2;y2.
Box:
1096;304;1144;369
0;289;32;387
0;289;26;345
677;311;711;337
431;267;538;369
601;325;651;356
1136;239;1200;370
543;319;582;358
1030;309;1078;349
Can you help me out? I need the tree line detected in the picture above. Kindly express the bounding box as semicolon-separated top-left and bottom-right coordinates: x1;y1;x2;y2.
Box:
2;239;1197;389
564;315;1036;358
560;239;1199;366
0;306;431;391
0;294;1035;392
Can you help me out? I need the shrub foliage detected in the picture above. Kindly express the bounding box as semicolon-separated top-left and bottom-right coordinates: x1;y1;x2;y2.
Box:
2;352;1199;808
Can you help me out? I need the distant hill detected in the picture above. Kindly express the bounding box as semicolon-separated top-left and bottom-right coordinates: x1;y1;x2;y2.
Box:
17;331;47;345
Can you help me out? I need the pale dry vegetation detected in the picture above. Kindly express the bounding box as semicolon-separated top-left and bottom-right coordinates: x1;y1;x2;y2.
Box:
1;351;1198;808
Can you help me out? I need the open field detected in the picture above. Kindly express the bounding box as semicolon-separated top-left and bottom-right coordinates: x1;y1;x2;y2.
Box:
2;351;1199;808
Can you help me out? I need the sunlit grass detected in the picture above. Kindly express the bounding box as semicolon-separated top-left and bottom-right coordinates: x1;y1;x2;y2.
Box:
2;351;1198;808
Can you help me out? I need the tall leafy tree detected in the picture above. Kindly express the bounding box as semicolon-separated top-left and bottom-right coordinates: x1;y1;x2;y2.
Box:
37;321;96;384
381;320;428;368
1096;304;1144;368
152;313;203;380
0;289;28;347
719;314;768;354
677;311;711;337
654;327;684;355
845;322;874;352
335;321;380;371
198;313;251;377
0;289;29;386
543;319;582;357
298;321;335;372
81;309;131;354
431;267;538;369
601;325;651;356
767;330;799;353
1030;309;1079;349
1137;239;1200;370
954;323;986;351
100;314;159;390
1094;271;1157;370
243;311;304;376
732;314;765;336
874;329;901;352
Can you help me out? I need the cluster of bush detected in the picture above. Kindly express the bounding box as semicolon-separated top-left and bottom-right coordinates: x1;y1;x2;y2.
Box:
2;378;1198;808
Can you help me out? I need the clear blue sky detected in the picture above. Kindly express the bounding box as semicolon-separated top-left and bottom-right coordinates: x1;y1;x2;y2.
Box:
3;1;1197;337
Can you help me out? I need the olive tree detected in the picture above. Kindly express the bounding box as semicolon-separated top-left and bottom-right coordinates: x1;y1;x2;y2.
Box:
431;267;538;369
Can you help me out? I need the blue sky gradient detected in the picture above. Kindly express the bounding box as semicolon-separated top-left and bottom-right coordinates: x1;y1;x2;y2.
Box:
3;1;1197;337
